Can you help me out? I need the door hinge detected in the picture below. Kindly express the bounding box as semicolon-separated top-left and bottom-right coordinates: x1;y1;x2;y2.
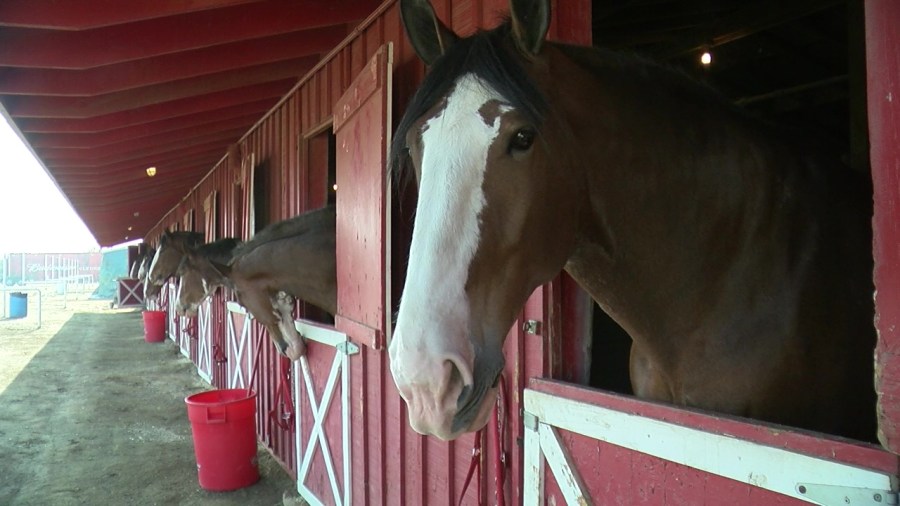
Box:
336;341;360;355
796;483;898;505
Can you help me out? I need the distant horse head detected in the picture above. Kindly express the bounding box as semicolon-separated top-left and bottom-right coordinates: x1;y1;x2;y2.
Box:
175;237;241;317
136;246;155;283
389;0;876;443
144;230;203;301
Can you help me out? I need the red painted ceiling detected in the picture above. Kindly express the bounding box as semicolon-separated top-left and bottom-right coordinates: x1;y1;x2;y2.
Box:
0;0;381;247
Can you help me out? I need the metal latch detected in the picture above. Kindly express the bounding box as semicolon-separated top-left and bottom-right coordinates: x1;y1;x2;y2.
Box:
796;483;898;505
336;341;360;355
523;320;542;335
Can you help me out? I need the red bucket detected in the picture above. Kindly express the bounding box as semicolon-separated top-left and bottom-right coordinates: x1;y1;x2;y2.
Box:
185;389;259;491
141;310;166;342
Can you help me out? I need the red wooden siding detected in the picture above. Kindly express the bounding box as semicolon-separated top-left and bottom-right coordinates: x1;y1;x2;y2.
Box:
868;0;900;452
136;0;607;501
139;0;900;504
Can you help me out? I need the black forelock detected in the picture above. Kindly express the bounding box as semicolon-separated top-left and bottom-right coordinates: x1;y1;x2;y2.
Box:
389;21;548;181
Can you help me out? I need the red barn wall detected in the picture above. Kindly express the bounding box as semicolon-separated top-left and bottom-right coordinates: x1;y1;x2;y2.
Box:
145;0;590;500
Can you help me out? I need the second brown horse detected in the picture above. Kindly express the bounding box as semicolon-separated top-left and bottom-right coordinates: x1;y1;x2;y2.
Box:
215;205;337;359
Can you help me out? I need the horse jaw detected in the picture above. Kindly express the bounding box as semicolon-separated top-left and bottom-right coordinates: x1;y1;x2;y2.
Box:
273;291;306;359
390;74;506;440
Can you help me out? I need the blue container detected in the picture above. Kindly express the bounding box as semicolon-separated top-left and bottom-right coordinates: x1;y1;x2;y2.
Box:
9;292;27;319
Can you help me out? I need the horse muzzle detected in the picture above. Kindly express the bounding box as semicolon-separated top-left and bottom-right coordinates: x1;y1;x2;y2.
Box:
389;341;497;440
174;302;197;318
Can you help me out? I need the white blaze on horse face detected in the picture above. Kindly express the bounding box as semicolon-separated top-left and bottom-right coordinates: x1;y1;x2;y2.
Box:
143;246;164;299
390;74;509;440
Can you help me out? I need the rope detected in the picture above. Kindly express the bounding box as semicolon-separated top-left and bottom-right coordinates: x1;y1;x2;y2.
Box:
269;357;296;430
458;429;484;506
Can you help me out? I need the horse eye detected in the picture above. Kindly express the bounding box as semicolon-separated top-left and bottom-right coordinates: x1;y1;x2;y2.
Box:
509;129;535;153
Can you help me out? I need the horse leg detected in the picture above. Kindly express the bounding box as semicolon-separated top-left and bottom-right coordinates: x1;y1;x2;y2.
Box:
237;284;291;356
271;291;306;360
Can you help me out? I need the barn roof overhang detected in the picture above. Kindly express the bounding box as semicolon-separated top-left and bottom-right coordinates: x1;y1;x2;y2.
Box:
0;0;381;247
0;0;853;247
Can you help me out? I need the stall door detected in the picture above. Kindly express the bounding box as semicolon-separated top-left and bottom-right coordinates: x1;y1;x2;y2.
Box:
166;281;178;343
293;321;358;506
333;43;392;351
225;301;254;389
196;298;213;384
196;192;218;383
523;380;898;505
322;43;392;506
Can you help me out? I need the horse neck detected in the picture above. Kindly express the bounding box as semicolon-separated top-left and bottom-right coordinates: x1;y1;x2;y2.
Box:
549;44;812;349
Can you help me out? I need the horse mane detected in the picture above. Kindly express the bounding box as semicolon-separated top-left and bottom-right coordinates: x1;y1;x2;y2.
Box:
231;205;335;260
194;237;241;264
390;21;548;180
160;231;204;249
556;43;740;112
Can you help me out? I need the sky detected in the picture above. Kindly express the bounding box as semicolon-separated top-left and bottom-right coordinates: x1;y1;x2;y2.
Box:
0;111;101;254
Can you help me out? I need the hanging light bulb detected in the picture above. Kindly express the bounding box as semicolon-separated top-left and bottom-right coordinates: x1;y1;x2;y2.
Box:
700;50;712;66
146;166;157;177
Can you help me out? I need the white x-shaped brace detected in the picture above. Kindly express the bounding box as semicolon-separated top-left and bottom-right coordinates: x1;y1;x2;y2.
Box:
226;309;253;389
297;349;345;506
119;280;143;305
197;299;213;382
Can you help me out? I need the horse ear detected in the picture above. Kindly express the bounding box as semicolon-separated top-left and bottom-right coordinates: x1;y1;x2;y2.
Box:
400;0;459;66
509;0;551;56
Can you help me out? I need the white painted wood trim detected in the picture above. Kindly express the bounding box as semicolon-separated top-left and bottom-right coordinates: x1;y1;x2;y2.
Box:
297;349;345;506
225;300;249;315
179;314;191;358
538;423;592;505
342;345;352;506
225;310;251;389
196;299;212;383
294;328;352;505
523;416;545;506
294;319;347;347
524;389;897;505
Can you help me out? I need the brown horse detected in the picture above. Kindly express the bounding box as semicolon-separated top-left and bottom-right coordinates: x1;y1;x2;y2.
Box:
174;238;241;317
388;0;876;442
144;231;204;301
214;205;337;360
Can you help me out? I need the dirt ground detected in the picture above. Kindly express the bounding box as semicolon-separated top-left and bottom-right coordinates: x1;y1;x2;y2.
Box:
0;284;300;506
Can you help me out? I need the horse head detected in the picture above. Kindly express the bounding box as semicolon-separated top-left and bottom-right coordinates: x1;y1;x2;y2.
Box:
389;0;584;440
175;238;241;316
137;246;155;282
144;230;204;301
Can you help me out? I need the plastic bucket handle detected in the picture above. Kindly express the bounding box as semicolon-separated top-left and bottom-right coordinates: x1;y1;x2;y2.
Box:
205;407;227;424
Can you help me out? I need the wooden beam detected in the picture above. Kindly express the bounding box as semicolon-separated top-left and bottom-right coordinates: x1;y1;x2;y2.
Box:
0;28;346;96
3;57;315;118
0;0;262;30
655;0;843;60
14;85;287;132
0;0;375;68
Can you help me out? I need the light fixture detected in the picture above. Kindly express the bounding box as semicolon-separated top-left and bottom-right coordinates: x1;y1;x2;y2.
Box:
332;184;338;191
700;50;712;66
146;166;157;177
127;226;133;231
